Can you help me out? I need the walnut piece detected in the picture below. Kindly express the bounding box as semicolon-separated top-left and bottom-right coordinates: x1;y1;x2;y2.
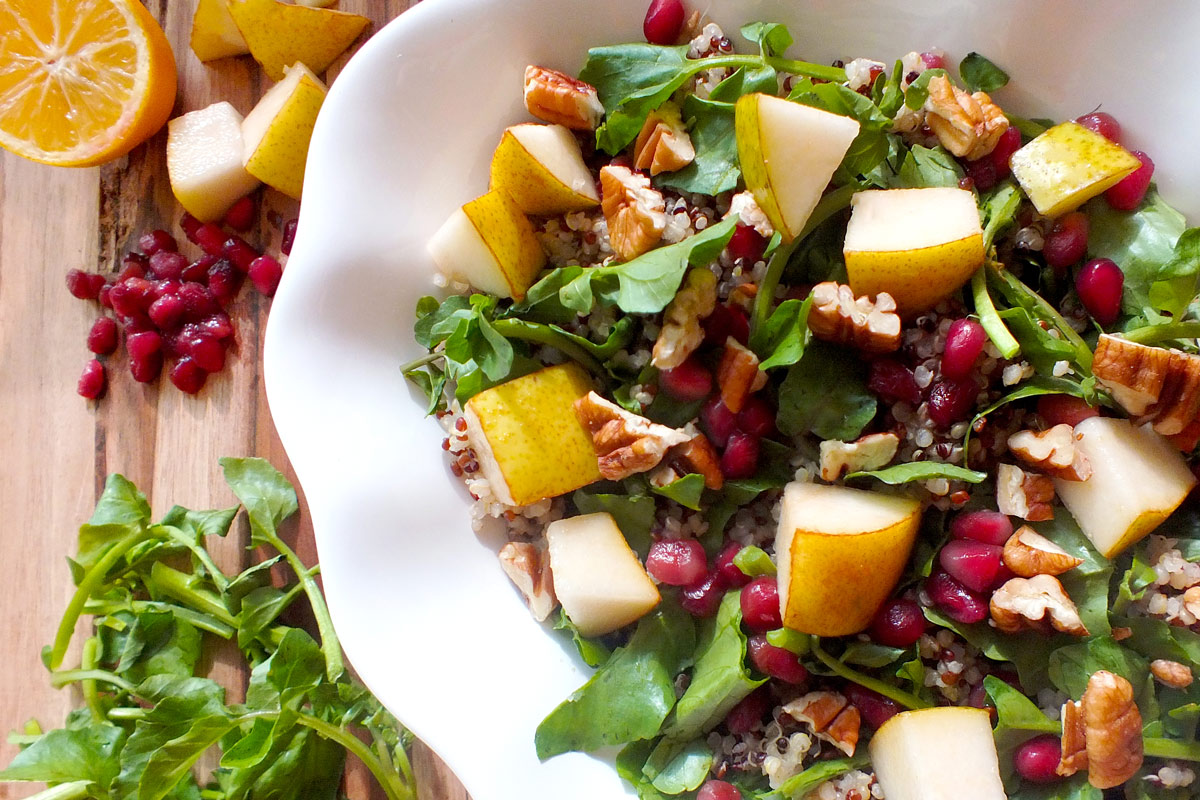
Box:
922;74;1009;161
1007;424;1092;481
784;691;860;757
807;282;901;355
1150;659;1194;689
1092;334;1200;436
652;268;716;369
996;463;1055;521
1063;671;1142;789
819;433;900;481
633;102;695;176
1002;526;1083;578
523;65;605;131
717;336;762;414
600;165;667;261
574;391;690;480
498;542;558;622
728;283;757;314
989;574;1088;636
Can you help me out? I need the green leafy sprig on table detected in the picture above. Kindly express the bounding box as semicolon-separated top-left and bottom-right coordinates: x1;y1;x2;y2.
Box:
0;459;414;800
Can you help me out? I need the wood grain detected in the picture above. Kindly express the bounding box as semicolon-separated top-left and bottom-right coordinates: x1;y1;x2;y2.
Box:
0;2;469;798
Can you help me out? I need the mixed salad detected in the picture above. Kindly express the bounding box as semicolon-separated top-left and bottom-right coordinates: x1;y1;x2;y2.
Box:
403;6;1200;800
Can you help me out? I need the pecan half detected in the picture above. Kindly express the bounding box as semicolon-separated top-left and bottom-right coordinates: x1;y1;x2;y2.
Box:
1002;526;1083;577
996;463;1055;521
1058;698;1088;777
652;268;716;369
989;574;1088;636
1071;671;1143;789
670;433;724;490
1147;349;1200;436
1007;424;1092;481
574;391;690;480
498;542;557;622
922;74;1009;161
1151;659;1194;689
1092;334;1171;416
807;281;901;355
600;165;667;261
523;65;605;130
783;691;860;757
819;432;900;481
717;337;761;414
633;101;695;176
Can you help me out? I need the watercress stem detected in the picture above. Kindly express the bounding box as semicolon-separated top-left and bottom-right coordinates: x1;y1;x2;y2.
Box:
266;533;345;681
163;526;229;591
971;269;1020;359
83;599;236;639
810;638;931;710
1123;321;1200;345
21;781;93;800
491;318;606;376
296;713;414;800
80;637;103;723
398;350;443;374
700;54;847;83
49;668;134;693
1144;737;1200;762
148;562;238;628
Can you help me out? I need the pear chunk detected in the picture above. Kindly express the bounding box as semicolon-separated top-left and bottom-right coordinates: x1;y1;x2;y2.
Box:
735;93;859;242
190;0;250;62
775;482;920;636
546;512;660;637
227;0;370;81
1054;417;1195;558
167;102;261;223
489;124;599;216
241;63;327;200
463;363;602;507
843;187;984;316
870;707;1007;800
1010;121;1141;217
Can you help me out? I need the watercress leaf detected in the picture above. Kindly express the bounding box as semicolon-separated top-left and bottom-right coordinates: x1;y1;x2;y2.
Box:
453;353;541;404
1087;190;1188;318
113;609;174;673
138;715;244;800
839;642;905;668
739;21;793;57
709;66;778;103
845;462;986;485
88;474;151;528
959;52;1010;93
777;342;876;440
535;602;695;759
404;364;447;416
894;144;964;189
642;389;704;429
787;79;891;178
223;556;284;616
414;294;471;348
924;607;1057;693
645;738;713;793
903;68;946;110
218;458;298;545
980;181;1023;251
234;727;343;800
0;724;125;789
236;584;301;650
983;675;1059;783
753;296;812;371
651;473;705;511
157;506;238;541
770;755;869;800
506;266;585;325
732;546;776;578
219;717;275;770
580;43;692;153
121;618;202;685
988;265;1093;371
474;314;515;381
616;740;670;800
572;489;656;558
553;608;612;668
1048;635;1149;702
656;95;741;196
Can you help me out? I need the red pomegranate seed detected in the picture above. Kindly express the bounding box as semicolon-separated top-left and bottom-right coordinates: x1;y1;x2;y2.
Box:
118;254;148;282
659;357;713;401
950;510;1013;546
967;682;992;711
181;254;217;284
727;224;767;263
180;213;203;243
844;683;901;730
1075;258;1124;326
177;282;219;320
129;349;163;383
153;279;182;300
1042;212;1089;272
222;235;259;273
642;0;684;45
747;635;809;684
138;229;177;256
222;195;257;232
704;303;749;346
939;540;1005;593
715;542;752;588
724;689;769;734
920;51;946;70
148;250;187;281
126;330;162;360
702;396;739;447
148;294;186;331
86;317;119;355
736;395;775;437
248;255;283;296
169;357;207;394
207;259;242;306
1014;735;1063;784
680;571;726;617
281;218;299;255
200;312;234;341
962;156;997;192
870;597;927;647
740;576;781;631
98;283;113;309
1075;111;1121;143
924;571;989;624
1037;394;1099;428
1105;150;1154;211
108;284;140;319
721;433;760;479
927;378;978;428
195;222;227;257
990;126;1022;178
697;780;741;800
941;319;986;380
65;270;92;299
77;359;107;399
646;539;708;586
868;360;922;405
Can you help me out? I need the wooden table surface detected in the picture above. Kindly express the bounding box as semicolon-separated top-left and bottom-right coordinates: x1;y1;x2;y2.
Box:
0;2;468;798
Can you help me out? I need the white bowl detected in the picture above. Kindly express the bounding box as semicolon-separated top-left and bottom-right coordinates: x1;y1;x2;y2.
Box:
264;2;1200;799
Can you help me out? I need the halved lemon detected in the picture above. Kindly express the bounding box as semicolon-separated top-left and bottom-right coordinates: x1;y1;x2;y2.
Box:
0;0;177;167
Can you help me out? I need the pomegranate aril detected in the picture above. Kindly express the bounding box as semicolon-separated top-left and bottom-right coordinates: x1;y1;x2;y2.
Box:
1075;111;1121;143
990;126;1022;178
1042;211;1089;271
180;213;203;243
248;255;283;297
77;360;107;400
195;222;227;256
126;330;162;360
697;780;742;800
200;312;234;341
920;51;946;70
148;250;187;281
726;223;767;263
870;597;927;647
181;255;217;284
122;314;153;335
129;349;163;383
724;689;769;734
844;683;902;730
281;218;299;255
1105;150;1154;211
138;229;177;256
169;357;207;394
704;303;749;346
86;317;119;355
646;539;708;586
98;284;113;309
178;282;219;320
941;318;986;380
925;571;989;624
927;378;977;428
207;259;242;306
66;270;97;300
118;255;148;282
747;635;809;684
223;195;257;232
868;359;922;405
153;279;182;300
680;571;726;617
939;539;1005;593
659;357;712;402
740;576;782;631
950;509;1013;546
1037;394;1099;428
1014;734;1063;784
1075;257;1124;326
148;294;186;331
642;0;684;45
962;155;997;192
702;396;739;447
108;283;140;319
715;541;752;588
736;395;775;437
721;432;760;479
223;235;259;273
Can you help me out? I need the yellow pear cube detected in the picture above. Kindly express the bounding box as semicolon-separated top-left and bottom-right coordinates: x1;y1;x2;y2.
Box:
870;707;1006;800
1010;121;1142;218
427;189;547;300
546;512;661;637
167;102;261;222
190;0;249;61
227;0;369;81
464;363;601;507
241;63;327;199
844;187;984;316
775;482;920;636
489;124;599;216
